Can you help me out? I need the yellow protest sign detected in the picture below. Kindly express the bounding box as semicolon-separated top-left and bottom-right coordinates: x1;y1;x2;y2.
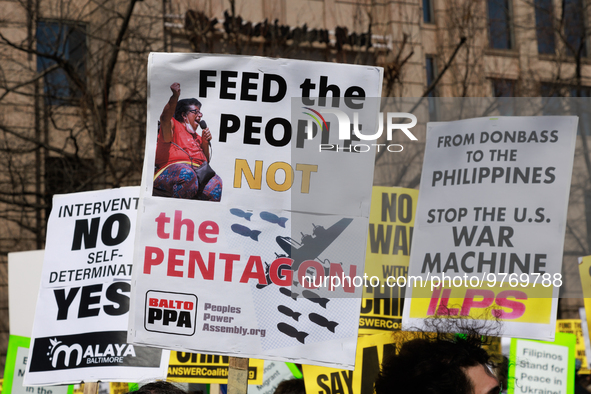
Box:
167;352;264;384
557;319;590;374
360;187;418;335
483;336;502;364
110;383;132;394
578;255;591;373
73;383;133;394
303;330;500;394
303;332;399;394
579;256;591;307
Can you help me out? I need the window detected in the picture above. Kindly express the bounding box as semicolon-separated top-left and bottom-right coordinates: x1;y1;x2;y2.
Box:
492;79;515;97
570;86;591;97
425;55;437;120
488;0;513;49
540;82;561;97
423;0;434;24
425;56;436;93
36;20;87;105
534;0;555;54
539;83;591;124
491;79;516;115
540;83;591;97
564;0;587;57
571;87;591;137
45;157;94;219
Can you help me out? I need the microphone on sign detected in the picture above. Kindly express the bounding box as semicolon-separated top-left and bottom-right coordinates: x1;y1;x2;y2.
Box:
199;120;211;148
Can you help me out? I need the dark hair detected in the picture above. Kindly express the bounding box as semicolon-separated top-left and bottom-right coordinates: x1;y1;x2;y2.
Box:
126;381;187;394
174;98;202;122
375;318;498;394
273;378;305;394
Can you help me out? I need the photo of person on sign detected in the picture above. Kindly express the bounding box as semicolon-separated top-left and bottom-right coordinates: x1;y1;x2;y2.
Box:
153;82;223;201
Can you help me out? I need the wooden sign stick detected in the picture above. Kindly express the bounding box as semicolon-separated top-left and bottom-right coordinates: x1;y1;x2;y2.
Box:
83;382;99;394
227;357;249;394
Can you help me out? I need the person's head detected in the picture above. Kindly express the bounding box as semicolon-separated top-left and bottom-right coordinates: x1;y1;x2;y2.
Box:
375;322;500;394
273;378;305;394
127;381;187;394
175;98;203;131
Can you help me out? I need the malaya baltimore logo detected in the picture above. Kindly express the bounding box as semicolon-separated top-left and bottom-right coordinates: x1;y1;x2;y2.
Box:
302;106;418;152
29;332;161;372
47;337;136;368
48;338;83;367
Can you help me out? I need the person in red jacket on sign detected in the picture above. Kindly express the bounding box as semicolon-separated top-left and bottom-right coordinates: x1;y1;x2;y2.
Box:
153;82;222;201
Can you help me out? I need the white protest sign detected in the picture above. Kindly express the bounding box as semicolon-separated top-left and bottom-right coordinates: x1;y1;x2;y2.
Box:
403;116;577;340
4;251;70;394
8;250;45;337
24;187;169;386
128;54;382;368
12;345;70;394
247;361;296;394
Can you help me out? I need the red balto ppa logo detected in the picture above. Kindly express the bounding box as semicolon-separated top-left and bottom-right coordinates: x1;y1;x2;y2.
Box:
145;290;197;336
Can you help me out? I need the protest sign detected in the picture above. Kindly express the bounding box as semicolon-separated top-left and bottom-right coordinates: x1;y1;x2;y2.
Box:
556;319;589;374
403;116;578;341
108;383;134;394
72;383;136;394
4;251;71;394
579;256;591;344
508;332;575;394
359;187;417;335
302;332;398;394
247;361;298;394
578;257;591;370
580;308;591;371
8;250;45;338
167;352;264;384
4;336;72;394
24;188;169;386
128;54;383;368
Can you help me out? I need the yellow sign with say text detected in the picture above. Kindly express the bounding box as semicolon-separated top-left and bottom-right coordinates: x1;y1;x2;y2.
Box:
303;332;402;394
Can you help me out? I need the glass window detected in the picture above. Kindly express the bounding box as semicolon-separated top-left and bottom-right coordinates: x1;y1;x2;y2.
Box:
488;0;512;49
534;0;555;54
423;0;434;24
540;82;561;97
44;156;94;220
570;86;591;97
36;20;87;105
564;0;587;57
425;55;437;120
540;83;591;97
539;83;591;124
491;79;516;115
492;79;515;97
